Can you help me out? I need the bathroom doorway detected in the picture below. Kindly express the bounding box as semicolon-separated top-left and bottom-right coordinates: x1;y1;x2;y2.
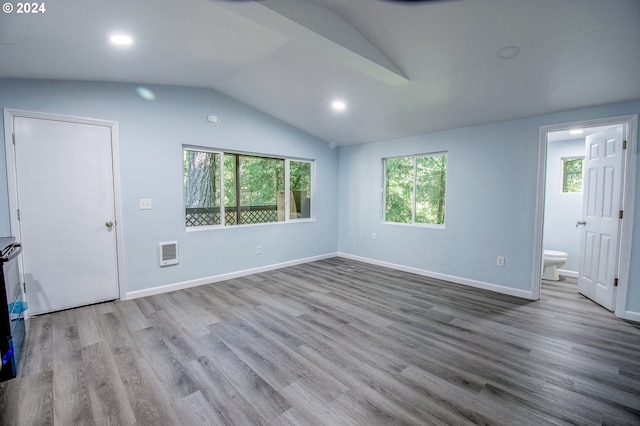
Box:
533;115;637;319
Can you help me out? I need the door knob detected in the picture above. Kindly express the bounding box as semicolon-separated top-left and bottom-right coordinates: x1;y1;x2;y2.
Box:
106;221;114;229
576;220;586;228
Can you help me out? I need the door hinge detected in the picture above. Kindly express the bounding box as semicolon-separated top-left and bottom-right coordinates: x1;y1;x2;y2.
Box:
623;140;627;149
23;282;26;294
614;278;618;287
619;210;624;219
16;209;20;221
12;133;16;145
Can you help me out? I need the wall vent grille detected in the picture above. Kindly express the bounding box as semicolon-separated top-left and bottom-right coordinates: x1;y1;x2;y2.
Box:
158;241;179;266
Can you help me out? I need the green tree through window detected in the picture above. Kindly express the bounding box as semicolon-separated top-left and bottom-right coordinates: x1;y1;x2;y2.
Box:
385;153;447;225
562;157;583;193
184;148;313;227
184;149;221;225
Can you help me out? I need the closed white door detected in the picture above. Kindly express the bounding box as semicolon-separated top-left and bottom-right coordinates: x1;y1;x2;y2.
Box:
13;116;120;315
577;126;624;311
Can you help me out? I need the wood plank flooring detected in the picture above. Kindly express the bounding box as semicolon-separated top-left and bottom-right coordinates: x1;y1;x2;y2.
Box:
1;257;639;425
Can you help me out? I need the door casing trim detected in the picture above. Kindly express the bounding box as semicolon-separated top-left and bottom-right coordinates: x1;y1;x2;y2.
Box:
3;108;126;306
533;114;637;319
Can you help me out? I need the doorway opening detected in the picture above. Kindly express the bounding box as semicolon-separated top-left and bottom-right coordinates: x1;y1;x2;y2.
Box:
541;125;620;299
533;115;637;319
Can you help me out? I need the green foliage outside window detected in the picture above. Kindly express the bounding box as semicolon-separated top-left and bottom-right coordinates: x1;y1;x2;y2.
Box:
237;155;285;207
290;161;312;219
562;157;583;193
184;148;312;227
385;157;414;224
385;153;447;225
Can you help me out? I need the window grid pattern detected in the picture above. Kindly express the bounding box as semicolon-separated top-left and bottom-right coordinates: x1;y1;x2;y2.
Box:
384;152;447;226
184;148;312;228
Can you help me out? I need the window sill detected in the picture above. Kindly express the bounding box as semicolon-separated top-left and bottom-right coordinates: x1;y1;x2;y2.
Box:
185;218;316;232
382;221;446;230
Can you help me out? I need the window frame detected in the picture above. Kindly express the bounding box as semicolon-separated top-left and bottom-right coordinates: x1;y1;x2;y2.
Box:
383;151;447;228
560;156;584;194
184;146;315;230
183;146;223;230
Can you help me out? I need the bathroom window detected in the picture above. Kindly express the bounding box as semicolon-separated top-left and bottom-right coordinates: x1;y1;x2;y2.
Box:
562;157;583;193
184;147;313;228
384;152;447;226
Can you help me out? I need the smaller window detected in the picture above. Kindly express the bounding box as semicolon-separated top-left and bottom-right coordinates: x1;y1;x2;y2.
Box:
562;157;583;193
289;160;312;220
384;152;447;226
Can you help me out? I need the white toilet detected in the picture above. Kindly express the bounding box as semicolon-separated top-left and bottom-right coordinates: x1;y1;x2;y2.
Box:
542;250;568;281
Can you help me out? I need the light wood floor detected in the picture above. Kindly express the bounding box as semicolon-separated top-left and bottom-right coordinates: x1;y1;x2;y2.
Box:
1;258;639;425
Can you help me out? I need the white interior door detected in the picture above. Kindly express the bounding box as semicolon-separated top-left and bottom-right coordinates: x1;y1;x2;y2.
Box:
577;126;624;311
13;116;120;315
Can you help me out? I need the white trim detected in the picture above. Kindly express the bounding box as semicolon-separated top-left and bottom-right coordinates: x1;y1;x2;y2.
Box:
3;108;127;303
337;252;535;300
285;159;291;221
534;114;637;318
622;310;640;323
615;116;637;318
125;252;338;300
128;251;536;302
532;124;549;300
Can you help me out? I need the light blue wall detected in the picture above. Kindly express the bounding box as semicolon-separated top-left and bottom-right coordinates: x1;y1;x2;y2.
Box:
0;79;339;293
338;119;539;291
337;100;640;313
543;138;584;273
1;79;639;315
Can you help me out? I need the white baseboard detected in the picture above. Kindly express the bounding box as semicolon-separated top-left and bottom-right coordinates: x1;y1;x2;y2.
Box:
125;252;338;300
126;251;538;301
622;310;640;323
337;252;535;300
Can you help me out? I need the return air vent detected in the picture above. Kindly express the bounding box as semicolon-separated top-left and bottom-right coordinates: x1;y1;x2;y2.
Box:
158;241;179;266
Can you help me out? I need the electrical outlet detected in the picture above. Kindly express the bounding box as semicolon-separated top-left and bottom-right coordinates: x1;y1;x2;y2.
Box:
139;198;152;210
496;256;505;267
256;245;262;255
372;232;377;241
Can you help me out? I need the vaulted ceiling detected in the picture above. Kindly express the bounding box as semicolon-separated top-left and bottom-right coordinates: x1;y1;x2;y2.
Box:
1;0;639;145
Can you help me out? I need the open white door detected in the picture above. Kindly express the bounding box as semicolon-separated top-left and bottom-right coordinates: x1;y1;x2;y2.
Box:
577;126;624;311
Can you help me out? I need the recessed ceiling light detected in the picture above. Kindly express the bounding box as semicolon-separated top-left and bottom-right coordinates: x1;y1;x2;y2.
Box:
569;129;584;135
331;100;346;112
496;45;520;60
110;34;133;46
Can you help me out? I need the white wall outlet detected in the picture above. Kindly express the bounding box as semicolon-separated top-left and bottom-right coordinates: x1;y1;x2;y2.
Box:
372;232;377;241
256;245;262;255
496;256;505;267
139;199;152;210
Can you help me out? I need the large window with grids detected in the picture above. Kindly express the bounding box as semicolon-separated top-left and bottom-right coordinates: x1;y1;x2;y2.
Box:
184;147;313;228
384;152;447;226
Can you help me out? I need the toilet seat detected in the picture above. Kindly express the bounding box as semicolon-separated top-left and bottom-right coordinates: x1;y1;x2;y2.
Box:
544;250;568;261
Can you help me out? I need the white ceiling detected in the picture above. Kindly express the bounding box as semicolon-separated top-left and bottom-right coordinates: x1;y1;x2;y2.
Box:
1;0;639;145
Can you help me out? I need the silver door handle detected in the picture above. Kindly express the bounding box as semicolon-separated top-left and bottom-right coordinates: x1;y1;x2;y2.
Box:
576;220;586;228
106;221;114;229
